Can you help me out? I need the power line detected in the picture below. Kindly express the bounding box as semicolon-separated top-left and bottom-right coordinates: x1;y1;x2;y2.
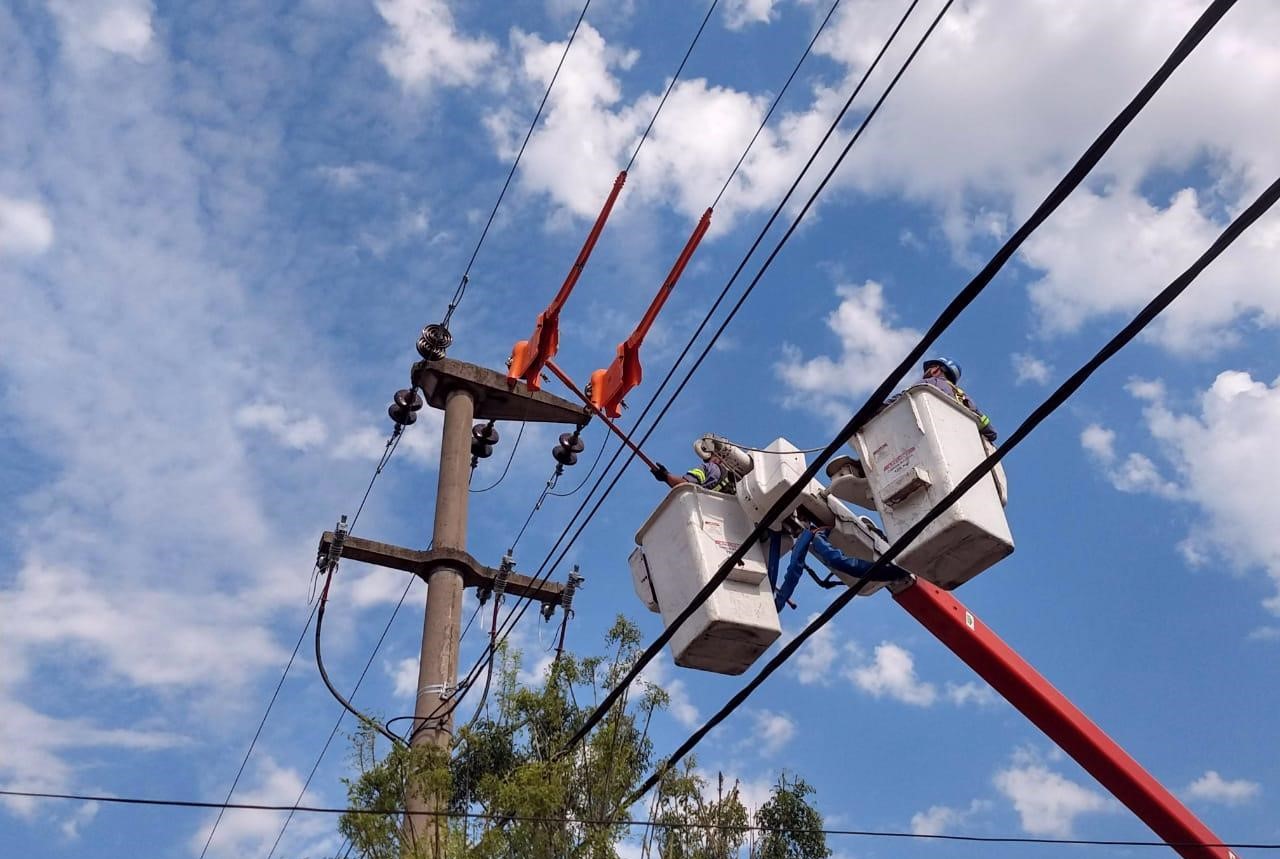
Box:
565;0;1240;757
440;0;595;327
3;788;1273;850
630;168;1280;804
447;0;927;714
198;424;405;856
264;574;417;858
712;0;843;209
624;0;719;173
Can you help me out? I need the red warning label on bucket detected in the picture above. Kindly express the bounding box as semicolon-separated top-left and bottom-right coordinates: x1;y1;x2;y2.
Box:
702;515;738;552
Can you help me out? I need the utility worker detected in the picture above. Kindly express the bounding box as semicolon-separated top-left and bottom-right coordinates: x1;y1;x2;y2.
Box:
650;455;735;492
914;357;997;442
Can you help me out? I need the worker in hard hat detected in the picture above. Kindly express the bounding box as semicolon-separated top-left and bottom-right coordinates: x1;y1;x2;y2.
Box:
915;357;997;442
650;434;740;492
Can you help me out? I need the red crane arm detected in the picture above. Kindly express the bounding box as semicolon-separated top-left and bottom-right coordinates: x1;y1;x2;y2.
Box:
892;577;1236;859
588;207;713;418
507;170;628;391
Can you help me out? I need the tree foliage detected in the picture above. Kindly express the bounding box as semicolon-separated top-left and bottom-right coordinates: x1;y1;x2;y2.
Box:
337;617;829;859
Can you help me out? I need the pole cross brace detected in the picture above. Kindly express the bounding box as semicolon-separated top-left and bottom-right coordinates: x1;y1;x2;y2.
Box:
317;532;565;607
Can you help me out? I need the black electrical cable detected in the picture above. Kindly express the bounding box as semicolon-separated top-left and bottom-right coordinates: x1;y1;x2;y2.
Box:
712;0;842;209
470;420;527;493
440;0;594;327
564;0;1239;756
624;0;719;173
6;788;1276;850
628;170;1280;804
198;423;405;855
266;574;417;858
195;601;317;859
447;0;927;711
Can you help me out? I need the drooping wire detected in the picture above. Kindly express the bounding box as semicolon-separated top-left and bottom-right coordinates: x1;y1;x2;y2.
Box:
624;0;719;173
7;788;1277;850
470;420;527;493
564;0;1239;755
627;169;1280;804
198;423;405;856
440;0;595;327
265;575;417;859
712;0;843;209
442;0;927;713
549;432;610;496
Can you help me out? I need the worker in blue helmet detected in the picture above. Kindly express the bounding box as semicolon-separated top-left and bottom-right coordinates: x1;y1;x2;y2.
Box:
918;357;997;442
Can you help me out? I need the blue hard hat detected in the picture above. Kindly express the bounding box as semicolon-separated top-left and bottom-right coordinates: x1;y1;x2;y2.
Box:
923;357;961;383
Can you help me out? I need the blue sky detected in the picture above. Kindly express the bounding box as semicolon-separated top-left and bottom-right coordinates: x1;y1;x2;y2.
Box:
2;0;1278;856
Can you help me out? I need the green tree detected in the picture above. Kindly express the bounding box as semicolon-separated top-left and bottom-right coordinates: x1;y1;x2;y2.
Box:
750;775;830;859
338;617;826;859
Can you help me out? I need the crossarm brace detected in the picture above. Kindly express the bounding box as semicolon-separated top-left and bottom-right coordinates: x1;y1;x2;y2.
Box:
318;532;564;606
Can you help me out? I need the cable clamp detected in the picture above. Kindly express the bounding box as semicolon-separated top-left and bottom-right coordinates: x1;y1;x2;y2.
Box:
325;515;349;573
419;683;456;698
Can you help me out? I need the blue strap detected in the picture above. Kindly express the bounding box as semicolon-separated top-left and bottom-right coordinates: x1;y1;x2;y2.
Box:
775;529;813;612
809;531;907;583
766;531;782;591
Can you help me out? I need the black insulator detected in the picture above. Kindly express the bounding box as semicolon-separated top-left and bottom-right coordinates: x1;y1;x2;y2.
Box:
558;432;585;454
471;439;494;459
472;422;499;445
388;403;418;426
394;388;424;411
417;323;452;361
552;444;579;466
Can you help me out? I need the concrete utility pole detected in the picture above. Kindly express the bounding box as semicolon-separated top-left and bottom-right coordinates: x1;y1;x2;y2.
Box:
318;356;585;857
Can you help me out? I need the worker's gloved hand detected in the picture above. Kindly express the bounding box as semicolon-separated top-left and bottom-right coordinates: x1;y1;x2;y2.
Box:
650;462;670;483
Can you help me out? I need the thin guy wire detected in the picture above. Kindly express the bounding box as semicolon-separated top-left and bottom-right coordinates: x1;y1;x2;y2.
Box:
630;169;1280;803
624;0;719;173
198;423;403;855
508;467;560;554
567;0;1236;754
4;789;1276;851
713;0;842;208
444;0;924;706
441;0;594;326
196;602;316;859
264;576;416;859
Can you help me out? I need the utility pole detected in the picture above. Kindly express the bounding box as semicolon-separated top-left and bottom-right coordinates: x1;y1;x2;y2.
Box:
318;355;586;858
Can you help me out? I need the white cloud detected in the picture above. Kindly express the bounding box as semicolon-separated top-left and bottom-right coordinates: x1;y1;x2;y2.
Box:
1184;770;1261;806
235;403;328;450
845;642;936;706
723;0;780;30
375;0;496;91
638;657;700;728
910;799;991;836
1086;373;1280;612
48;0;155;62
993;749;1110;838
1012;353;1051;386
316;162;384;190
58;801;99;840
749;709;797;756
189;757;331;859
777;281;921;416
945;680;997;707
0;195;54;255
389;656;419;699
791;613;839;685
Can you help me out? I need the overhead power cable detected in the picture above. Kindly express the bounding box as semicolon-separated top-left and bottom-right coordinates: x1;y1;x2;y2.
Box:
447;0;926;713
630;170;1280;804
265;574;417;859
624;0;720;173
564;0;1241;755
198;423;405;856
439;0;594;327
4;788;1275;851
